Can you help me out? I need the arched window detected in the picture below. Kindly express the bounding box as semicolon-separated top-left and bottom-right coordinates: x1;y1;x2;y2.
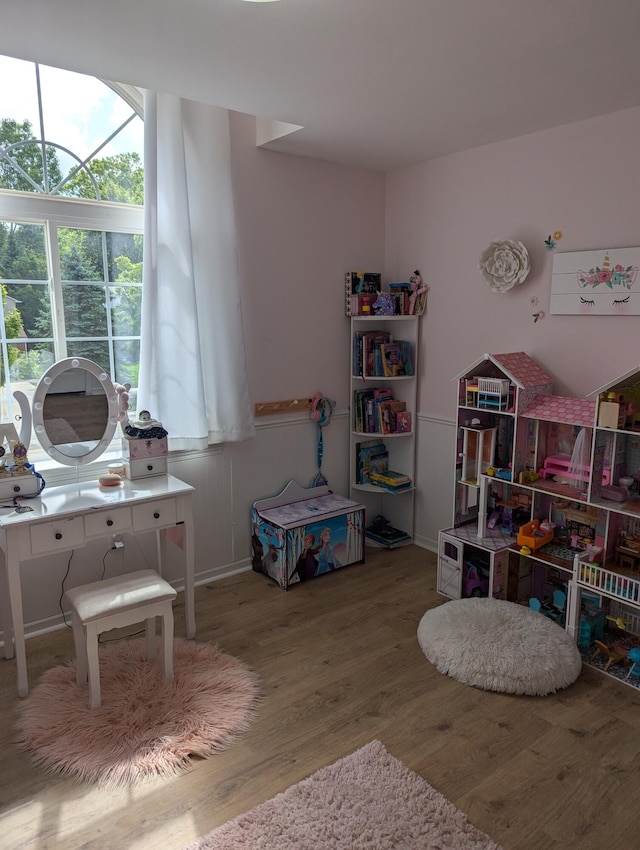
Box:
0;55;144;456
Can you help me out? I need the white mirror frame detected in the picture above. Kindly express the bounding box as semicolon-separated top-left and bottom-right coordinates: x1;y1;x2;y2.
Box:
32;357;120;466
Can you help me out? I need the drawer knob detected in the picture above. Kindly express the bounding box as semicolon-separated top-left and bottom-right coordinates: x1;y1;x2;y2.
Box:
55;532;62;540
107;519;114;527
147;464;153;471
154;511;160;519
13;485;20;493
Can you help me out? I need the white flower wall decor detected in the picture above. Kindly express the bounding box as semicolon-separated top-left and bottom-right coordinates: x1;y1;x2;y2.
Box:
479;240;531;293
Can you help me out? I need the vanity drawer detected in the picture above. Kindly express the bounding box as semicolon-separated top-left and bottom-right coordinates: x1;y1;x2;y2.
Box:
125;457;168;479
84;507;132;538
132;498;177;532
30;516;86;555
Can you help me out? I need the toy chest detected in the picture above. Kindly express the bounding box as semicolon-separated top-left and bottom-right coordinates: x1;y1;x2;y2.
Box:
251;480;365;590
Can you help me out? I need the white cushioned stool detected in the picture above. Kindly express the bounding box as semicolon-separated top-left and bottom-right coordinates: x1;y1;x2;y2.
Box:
64;569;177;709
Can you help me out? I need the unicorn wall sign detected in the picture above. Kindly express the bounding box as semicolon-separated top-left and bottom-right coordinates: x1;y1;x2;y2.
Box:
551;247;640;315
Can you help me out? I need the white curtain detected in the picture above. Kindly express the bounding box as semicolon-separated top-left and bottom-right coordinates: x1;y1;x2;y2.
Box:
139;91;255;450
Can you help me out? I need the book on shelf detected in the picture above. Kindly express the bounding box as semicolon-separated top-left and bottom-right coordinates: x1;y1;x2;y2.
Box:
370;468;410;485
353;330;394;377
353;390;410;436
365;514;411;546
345;272;381;316
395;410;412;433
380;340;414;377
369;469;412;491
365;526;411;546
387;399;407;433
355;439;387;484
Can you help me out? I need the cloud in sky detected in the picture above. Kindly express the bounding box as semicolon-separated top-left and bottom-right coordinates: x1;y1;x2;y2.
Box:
0;55;143;166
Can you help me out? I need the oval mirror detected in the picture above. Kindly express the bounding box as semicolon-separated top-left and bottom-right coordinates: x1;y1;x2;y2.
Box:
32;358;120;466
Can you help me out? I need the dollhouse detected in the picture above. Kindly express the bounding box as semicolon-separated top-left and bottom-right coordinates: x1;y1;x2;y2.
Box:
438;352;640;686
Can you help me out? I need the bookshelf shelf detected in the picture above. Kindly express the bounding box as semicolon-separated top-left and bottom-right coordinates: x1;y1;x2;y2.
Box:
349;316;418;546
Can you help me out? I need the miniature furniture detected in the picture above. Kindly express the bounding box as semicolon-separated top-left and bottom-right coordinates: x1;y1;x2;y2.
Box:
529;595;564;624
616;544;640;572
64;569;176;709
590;640;627;672
517;519;554;551
577;609;606;648
626;647;640;678
0;473;194;698
539;454;610;486
553;589;567;610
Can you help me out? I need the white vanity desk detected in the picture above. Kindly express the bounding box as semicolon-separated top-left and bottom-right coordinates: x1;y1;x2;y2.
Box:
0;473;195;697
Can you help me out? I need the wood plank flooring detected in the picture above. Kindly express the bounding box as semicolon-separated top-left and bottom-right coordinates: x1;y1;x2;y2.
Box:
1;545;638;850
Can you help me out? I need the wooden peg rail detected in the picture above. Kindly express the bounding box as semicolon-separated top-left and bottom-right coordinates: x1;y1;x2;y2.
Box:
254;397;314;417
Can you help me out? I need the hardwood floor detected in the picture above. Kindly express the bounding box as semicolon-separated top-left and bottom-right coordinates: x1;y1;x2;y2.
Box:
1;545;639;850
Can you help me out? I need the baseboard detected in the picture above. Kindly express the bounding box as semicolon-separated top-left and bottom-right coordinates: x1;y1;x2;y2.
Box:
1;559;254;647
412;534;437;553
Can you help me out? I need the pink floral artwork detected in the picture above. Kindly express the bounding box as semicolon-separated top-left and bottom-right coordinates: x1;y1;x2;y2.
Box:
551;247;640;315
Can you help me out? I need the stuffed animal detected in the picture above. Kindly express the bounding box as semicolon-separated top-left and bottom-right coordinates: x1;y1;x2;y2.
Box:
372;292;395;315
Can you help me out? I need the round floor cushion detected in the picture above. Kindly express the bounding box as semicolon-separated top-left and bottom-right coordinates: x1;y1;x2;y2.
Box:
417;597;582;696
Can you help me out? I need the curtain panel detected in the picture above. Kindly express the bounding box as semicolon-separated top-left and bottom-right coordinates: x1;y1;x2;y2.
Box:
140;92;255;450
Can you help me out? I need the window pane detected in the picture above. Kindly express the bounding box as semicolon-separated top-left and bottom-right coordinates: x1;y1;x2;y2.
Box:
8;342;54;383
114;339;140;388
39;65;143;183
0;221;48;280
66;340;110;372
63;284;108;337
59;227;104;280
107;232;142;282
110;285;141;336
4;282;52;339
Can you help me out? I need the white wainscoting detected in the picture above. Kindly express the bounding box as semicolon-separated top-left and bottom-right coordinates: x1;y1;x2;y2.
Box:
413;413;455;552
4;409;454;643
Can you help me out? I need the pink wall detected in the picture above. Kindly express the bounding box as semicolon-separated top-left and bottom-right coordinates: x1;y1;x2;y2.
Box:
230;111;386;410
385;106;640;419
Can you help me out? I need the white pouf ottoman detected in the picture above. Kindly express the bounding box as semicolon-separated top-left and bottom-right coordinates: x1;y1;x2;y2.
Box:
417;597;582;696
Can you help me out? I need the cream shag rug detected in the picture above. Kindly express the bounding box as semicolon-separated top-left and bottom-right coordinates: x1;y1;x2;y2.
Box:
417;597;582;696
16;638;260;787
184;740;502;850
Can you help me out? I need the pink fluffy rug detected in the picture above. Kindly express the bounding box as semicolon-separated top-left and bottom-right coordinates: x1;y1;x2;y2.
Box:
15;638;260;788
183;740;502;850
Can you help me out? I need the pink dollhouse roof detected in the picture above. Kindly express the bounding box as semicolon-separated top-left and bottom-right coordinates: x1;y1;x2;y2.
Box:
520;394;596;427
453;352;554;389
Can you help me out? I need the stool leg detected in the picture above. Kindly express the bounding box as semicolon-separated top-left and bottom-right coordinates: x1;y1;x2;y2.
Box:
71;613;88;685
145;617;156;661
84;622;102;709
161;601;174;681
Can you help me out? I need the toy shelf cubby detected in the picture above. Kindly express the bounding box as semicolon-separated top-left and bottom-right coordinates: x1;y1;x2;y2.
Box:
349;315;418;547
438;352;640;687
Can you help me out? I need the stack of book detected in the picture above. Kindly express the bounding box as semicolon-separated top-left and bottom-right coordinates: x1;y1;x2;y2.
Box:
352;330;414;378
355;439;389;485
365;521;411;547
353;387;412;435
369;469;413;492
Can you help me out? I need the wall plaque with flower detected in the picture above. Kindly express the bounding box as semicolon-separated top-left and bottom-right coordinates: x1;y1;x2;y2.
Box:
551;247;640;315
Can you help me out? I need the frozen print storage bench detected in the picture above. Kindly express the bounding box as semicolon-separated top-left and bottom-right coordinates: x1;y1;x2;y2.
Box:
251;480;365;589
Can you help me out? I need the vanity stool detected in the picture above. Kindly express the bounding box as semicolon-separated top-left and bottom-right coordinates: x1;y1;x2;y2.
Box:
64;569;177;709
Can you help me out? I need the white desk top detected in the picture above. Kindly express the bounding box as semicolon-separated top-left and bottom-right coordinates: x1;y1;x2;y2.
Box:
0;473;194;527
